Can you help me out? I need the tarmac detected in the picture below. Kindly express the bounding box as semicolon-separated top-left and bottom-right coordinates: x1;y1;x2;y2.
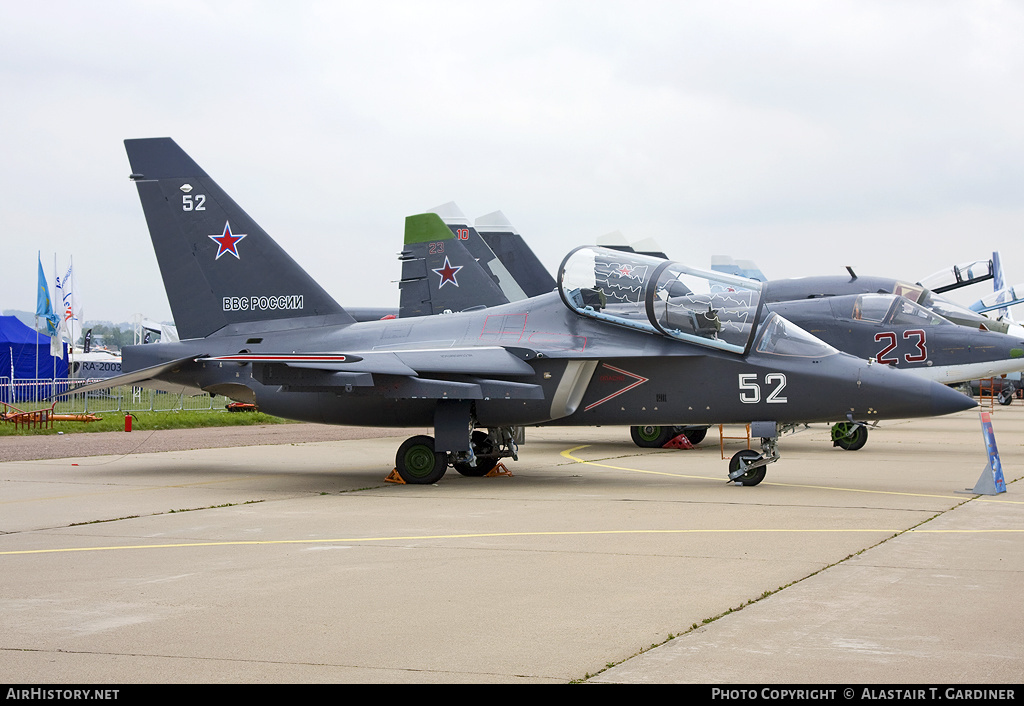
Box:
0;402;1021;684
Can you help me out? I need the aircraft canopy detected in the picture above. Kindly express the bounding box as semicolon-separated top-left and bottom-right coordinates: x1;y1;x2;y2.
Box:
849;294;947;327
918;259;993;294
558;246;764;354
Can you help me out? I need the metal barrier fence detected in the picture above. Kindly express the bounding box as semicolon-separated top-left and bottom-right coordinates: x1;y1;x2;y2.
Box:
0;377;226;414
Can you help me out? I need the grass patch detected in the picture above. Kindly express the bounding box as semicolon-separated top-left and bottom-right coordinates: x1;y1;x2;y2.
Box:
0;409;296;436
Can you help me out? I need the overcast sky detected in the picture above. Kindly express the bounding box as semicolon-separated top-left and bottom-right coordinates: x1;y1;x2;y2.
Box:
2;1;1023;325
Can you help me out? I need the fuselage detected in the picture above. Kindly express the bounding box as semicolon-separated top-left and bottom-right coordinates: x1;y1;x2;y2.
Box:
123;293;975;429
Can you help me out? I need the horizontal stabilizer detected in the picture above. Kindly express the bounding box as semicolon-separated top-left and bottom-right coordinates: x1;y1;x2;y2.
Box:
971;283;1024;315
61;355;202;396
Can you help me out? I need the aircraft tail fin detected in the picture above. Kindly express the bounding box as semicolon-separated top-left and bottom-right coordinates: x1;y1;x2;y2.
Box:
628;237;668;260
711;256;767;282
474;210;557;297
969;252;1023;321
123;138;352;339
595;232;669;260
427;203;531;302
398;212;509;317
992;251;1013;321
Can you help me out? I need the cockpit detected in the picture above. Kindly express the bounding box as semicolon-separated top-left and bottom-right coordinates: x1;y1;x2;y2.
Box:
558;246;837;358
867;279;1000;332
847;294;946;327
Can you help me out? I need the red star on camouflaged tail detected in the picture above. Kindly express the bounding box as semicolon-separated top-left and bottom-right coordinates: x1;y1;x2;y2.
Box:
432;256;463;289
209;221;247;260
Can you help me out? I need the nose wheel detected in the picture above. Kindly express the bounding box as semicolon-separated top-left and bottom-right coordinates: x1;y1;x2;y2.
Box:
728;450;767;486
727;427;781;487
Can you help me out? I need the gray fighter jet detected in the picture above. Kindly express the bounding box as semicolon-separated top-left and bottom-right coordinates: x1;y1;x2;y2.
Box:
765;293;1024;448
70;138;975;487
403;213;1017;453
754;267;1007;333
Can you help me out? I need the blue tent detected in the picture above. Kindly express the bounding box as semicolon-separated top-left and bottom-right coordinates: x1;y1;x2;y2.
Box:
0;316;67;402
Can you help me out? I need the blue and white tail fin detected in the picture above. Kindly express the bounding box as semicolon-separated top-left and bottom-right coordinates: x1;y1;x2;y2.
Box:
971;251;1022;322
991;251;1013;322
711;256;767;283
124;138;352;339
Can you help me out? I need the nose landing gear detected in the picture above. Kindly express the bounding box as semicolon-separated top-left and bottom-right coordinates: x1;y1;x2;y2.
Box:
727;422;783;487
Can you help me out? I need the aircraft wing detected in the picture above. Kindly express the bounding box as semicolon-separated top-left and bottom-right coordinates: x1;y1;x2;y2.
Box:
199;347;545;400
64;347;544;403
200;347;537;377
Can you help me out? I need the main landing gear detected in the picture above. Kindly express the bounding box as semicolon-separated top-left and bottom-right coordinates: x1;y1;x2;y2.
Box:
394;428;519;484
630;425;709;448
830;420;868;451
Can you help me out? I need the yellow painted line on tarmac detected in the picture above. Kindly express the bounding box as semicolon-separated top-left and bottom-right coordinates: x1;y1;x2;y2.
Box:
0;528;912;556
559;445;721;481
3;526;1023;557
560;445;1024;505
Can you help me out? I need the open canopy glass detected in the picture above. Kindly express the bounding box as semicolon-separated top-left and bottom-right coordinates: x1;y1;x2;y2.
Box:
558;246;765;354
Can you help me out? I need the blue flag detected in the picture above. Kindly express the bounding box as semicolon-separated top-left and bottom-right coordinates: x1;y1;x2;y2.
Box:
36;254;59;336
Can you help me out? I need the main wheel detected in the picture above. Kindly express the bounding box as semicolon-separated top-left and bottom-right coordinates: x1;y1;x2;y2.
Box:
396;435;448;484
630;425;673;448
831;422;868;451
729;449;766;486
452;430;500;477
683;426;708;445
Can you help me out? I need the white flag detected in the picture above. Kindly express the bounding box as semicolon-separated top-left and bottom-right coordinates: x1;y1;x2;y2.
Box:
55;259;81;346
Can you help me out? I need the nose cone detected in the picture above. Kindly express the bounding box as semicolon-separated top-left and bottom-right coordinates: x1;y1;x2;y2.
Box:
856;361;977;420
928;379;979;416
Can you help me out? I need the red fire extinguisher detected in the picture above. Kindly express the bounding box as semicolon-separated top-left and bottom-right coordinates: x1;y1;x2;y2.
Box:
124;413;134;432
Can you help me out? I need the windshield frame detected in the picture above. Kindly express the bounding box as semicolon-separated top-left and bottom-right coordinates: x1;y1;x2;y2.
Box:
753;312;840;358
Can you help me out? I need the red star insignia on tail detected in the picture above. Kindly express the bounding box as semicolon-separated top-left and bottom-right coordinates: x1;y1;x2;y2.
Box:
209;222;247;260
432;256;463;289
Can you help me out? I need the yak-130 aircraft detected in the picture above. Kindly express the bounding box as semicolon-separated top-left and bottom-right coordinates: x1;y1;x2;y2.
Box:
69;138;975;486
399;214;1020;453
